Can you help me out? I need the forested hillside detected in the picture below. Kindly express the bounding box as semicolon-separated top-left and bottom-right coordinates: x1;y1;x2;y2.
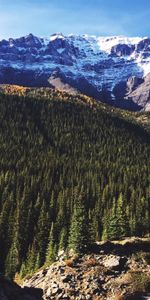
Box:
0;92;150;279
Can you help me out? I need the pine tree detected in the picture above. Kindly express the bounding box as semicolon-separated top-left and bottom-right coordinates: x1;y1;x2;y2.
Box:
5;234;19;279
117;193;130;238
22;244;37;276
59;227;68;251
45;222;57;264
68;195;93;254
105;194;130;240
35;202;50;266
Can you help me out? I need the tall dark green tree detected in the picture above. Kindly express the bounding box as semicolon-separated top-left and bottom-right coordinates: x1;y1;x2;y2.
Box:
104;193;130;240
68;193;93;254
45;222;57;264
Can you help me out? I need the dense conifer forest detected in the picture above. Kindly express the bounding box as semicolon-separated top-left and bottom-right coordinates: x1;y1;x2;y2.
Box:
0;91;150;278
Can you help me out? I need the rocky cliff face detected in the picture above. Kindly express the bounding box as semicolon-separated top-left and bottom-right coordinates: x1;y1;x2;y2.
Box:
125;74;150;110
1;33;150;109
23;238;150;300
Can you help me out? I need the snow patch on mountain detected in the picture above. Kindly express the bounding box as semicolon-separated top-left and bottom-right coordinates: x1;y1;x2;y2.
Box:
98;36;145;53
1;33;150;102
50;33;64;41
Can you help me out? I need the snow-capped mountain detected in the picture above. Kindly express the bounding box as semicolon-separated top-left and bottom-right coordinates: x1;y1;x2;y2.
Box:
1;33;150;109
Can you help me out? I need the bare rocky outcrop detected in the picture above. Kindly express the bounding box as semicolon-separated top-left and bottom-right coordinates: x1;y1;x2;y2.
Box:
113;73;150;111
48;71;78;95
126;73;150;110
23;238;150;300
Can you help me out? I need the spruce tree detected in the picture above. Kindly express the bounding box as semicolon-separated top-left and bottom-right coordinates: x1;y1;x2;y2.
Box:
105;194;130;240
22;244;37;276
68;196;93;254
5;234;19;279
45;222;57;264
59;227;68;251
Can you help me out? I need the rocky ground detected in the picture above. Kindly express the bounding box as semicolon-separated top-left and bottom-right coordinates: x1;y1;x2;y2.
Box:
23;238;150;300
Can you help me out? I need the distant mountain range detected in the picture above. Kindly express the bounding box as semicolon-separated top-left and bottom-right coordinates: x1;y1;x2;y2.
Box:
1;33;150;110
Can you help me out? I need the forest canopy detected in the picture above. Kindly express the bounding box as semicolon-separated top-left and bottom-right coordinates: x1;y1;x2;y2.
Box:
0;92;149;278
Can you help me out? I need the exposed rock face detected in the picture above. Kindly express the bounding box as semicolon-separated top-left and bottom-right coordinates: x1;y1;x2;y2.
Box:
126;76;144;94
1;33;150;110
23;255;127;300
23;238;150;300
0;276;43;300
114;73;150;111
125;73;150;110
48;71;78;95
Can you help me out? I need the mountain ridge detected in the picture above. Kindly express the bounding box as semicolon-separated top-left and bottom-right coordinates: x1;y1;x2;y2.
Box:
1;33;150;110
1;83;150;132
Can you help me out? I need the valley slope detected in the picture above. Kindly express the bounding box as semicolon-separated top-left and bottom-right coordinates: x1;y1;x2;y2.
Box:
0;89;150;280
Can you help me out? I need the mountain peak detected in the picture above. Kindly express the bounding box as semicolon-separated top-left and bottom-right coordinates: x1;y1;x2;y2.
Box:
25;33;36;38
25;33;41;44
50;32;64;41
0;33;150;110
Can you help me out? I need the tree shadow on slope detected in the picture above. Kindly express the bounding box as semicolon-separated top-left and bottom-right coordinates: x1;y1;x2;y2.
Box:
90;239;150;256
0;276;43;300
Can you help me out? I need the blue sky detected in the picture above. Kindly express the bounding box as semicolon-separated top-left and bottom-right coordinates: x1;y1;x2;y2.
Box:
0;0;150;39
